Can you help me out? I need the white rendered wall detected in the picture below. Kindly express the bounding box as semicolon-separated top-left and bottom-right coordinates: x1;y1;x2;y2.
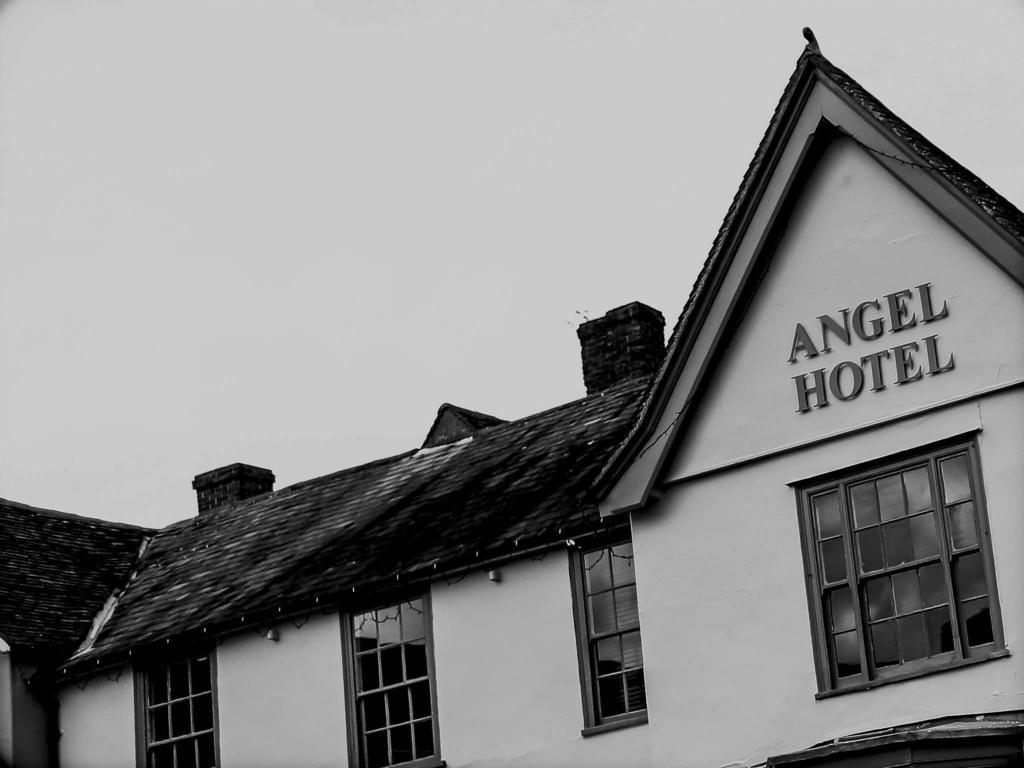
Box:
217;611;348;768
633;392;1023;768
629;136;1024;767
58;666;136;768
667;137;1024;481
431;552;651;768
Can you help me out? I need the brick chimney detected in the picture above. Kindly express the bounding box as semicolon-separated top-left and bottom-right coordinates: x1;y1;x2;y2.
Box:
577;302;665;394
192;463;275;514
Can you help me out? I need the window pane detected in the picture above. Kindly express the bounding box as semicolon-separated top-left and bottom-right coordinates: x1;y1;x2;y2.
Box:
963;597;993;647
377;606;401;646
820;537;847;582
877;474;905;521
614;585;639;630
924;606;954;654
169;661;189;700
366;730;389;768
833;630;861;678
850;482;879;527
584;549;612;593
871;621;899;668
390;725;413;764
866;577;894;621
892;570;921;615
589;592;616;635
150;670;168;704
947;501;978;550
150;706;170;742
898;614;928;662
380;646;403;687
955;552;987;600
401;601;425;642
197;733;216;768
193;693;213;732
190;658;211;695
171;700;191;737
621;631;644;670
814;492;842;539
387;688;410;725
413;720;435;759
354;611;378;652
597;675;626;718
596;636;622;675
903;466;932;514
828;586;856;632
410;681;431;720
624;669;646;711
151;744;174;768
610;543;635;586
909;513;939;560
363;692;386;732
856;528;883;573
919;562;948;608
359;652;381;691
882;518;913;568
176;739;198;768
940;455;971;504
404;641;428;681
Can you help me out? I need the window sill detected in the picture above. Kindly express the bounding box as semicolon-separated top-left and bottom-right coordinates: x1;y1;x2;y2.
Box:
581;712;648;738
815;648;1010;700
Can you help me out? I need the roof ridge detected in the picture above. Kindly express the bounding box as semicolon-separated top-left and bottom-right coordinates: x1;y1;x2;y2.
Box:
0;497;154;532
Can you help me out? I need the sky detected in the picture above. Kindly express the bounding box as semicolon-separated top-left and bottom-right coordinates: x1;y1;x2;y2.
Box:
1;1;1022;528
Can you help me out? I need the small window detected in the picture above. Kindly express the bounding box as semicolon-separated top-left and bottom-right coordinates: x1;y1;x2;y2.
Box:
799;439;1005;693
345;597;440;768
139;654;218;768
571;537;648;729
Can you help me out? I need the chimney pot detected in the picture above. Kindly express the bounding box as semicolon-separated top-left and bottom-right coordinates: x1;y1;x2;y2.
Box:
192;463;275;514
577;302;665;394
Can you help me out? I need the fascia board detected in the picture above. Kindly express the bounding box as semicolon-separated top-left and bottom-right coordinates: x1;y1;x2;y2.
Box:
599;77;831;516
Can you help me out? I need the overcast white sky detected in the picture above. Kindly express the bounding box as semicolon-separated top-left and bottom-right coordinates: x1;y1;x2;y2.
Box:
2;1;1022;528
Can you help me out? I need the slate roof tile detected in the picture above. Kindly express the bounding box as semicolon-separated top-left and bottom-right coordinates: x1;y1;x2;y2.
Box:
64;376;647;673
0;499;151;654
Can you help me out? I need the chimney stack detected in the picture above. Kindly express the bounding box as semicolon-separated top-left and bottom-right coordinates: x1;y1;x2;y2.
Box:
192;463;275;514
577;302;665;395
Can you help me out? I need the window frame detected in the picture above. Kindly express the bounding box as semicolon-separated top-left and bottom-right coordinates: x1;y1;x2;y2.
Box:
796;434;1007;696
340;592;443;768
134;649;220;768
569;531;649;734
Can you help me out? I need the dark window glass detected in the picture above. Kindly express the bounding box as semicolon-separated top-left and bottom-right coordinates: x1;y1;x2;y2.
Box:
351;598;438;767
413;720;434;759
579;539;647;724
802;442;1002;691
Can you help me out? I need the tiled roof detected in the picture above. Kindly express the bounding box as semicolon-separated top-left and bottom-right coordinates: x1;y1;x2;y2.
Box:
65;376;647;673
0;499;151;654
594;37;1024;495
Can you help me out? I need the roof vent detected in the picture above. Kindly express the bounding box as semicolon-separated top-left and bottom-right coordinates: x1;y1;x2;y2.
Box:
422;404;506;448
577;302;665;395
192;463;275;514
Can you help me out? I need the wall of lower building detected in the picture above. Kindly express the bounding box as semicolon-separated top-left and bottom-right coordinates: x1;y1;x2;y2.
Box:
631;388;1024;768
11;658;51;768
216;610;348;768
432;552;650;768
0;654;13;767
58;665;136;768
